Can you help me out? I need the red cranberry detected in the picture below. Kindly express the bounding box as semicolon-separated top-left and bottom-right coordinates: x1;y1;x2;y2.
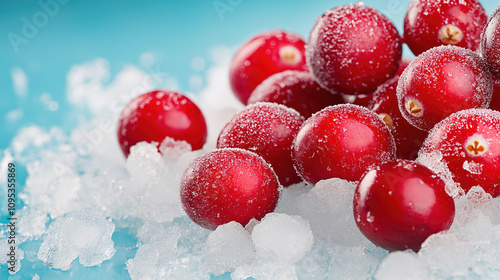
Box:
292;104;396;184
180;148;281;230
419;109;500;197
368;77;428;160
397;45;493;131
247;70;344;118
353;160;455;252
306;3;402;96
117;90;207;157
229;30;308;105
404;0;488;56
480;6;500;79
217;102;304;187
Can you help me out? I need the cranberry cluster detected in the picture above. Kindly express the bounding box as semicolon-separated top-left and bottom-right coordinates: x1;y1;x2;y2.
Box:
117;1;500;252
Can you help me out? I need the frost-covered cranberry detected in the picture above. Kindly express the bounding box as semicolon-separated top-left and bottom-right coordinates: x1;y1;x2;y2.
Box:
368;77;428;160
229;30;308;105
404;0;488;56
180;148;281;230
292;104;396;184
247;70;344;118
353;160;455;252
117;90;207;157
480;6;500;79
419;109;500;197
217;103;304;187
397;46;493;131
306;3;402;96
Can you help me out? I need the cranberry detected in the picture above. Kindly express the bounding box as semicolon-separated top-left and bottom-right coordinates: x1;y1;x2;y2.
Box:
396;57;412;76
292;104;396;184
403;0;488;56
397;45;493;131
217;102;304;187
247;70;344;118
229;30;308;105
117;90;207;157
180;148;281;230
353;160;455;252
306;3;402;96
419;109;500;197
368;77;428;160
480;6;500;79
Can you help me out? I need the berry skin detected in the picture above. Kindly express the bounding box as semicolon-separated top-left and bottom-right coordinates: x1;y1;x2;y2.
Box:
180;148;281;230
306;3;402;96
117;90;207;157
353;160;455;252
217;102;305;187
368;77;428;160
247;70;344;118
292;104;396;184
404;0;488;56
480;6;500;79
397;45;493;131
229;30;308;105
419;109;500;197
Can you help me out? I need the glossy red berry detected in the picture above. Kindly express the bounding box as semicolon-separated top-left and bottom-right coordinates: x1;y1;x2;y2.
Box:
229;30;308;105
353;160;455;252
403;0;488;56
117;90;207;157
368;77;428;160
306;3;402;96
180;148;281;230
217;102;305;187
419;109;500;197
480;6;500;79
292;104;396;184
397;45;493;131
247;70;344;118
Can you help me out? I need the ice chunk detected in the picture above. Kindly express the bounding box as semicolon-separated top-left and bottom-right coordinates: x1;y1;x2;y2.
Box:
278;178;367;246
37;210;115;270
126;142;164;185
17;206;50;239
416;151;463;198
375;251;429;280
159;136;192;164
202;221;254;275
418;231;474;277
251;213;313;264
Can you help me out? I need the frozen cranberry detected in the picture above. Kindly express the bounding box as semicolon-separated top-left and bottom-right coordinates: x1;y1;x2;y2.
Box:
229;30;308;105
396;57;413;76
353;160;455;252
306;3;402;96
292;104;396;184
117;90;207;157
404;0;488;56
397;45;493;131
217;102;304;187
247;70;344;118
180;148;281;230
368;77;428;160
480;6;500;79
419;109;500;197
